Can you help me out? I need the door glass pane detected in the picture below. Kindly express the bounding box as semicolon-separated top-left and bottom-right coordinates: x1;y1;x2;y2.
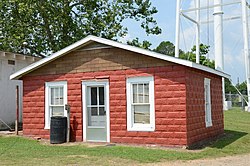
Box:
90;107;98;116
91;87;97;105
99;107;106;116
133;105;150;124
88;107;105;127
51;106;64;116
133;84;137;103
99;87;104;105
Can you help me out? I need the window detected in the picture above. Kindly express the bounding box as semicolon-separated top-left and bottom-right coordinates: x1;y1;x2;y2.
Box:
204;78;212;127
45;81;67;129
8;60;15;65
126;76;155;131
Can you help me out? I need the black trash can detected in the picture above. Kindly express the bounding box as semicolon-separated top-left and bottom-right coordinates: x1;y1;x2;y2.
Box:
50;116;67;144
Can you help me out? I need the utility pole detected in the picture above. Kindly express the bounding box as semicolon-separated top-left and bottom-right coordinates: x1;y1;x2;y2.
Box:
241;0;250;112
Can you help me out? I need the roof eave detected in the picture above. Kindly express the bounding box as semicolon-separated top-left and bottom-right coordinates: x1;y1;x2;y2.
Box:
10;35;231;80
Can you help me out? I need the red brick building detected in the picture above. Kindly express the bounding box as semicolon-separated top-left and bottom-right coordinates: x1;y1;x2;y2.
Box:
11;36;229;147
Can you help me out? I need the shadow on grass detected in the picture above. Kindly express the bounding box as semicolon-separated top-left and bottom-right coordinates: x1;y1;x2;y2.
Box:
188;130;248;150
210;130;248;149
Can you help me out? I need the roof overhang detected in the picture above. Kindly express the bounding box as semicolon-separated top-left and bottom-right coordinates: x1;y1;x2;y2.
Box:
10;35;230;80
0;51;41;62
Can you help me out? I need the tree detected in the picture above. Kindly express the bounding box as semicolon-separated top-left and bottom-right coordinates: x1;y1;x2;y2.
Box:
225;78;237;94
0;0;161;57
191;43;210;55
236;81;247;94
153;41;184;56
178;44;215;69
127;38;152;49
154;41;214;69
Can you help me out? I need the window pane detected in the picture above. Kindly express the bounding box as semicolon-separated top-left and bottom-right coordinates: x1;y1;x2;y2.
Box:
59;87;64;105
144;83;149;103
50;86;64;105
50;88;55;105
99;87;104;105
205;85;209;102
55;87;60;105
133;105;150;124
51;106;64;116
99;107;106;116
132;84;137;103
138;84;144;103
91;87;97;105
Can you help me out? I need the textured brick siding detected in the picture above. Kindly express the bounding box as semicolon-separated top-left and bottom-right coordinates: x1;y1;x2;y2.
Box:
186;69;224;146
28;48;173;76
23;74;83;141
22;65;188;146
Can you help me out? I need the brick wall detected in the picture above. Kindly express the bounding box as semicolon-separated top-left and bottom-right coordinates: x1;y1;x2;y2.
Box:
186;68;224;146
22;65;188;145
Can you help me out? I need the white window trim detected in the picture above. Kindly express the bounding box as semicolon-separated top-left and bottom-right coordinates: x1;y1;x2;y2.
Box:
204;78;212;127
126;76;155;132
45;81;67;129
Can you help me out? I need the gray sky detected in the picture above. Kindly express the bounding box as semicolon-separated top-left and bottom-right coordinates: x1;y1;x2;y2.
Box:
122;0;247;84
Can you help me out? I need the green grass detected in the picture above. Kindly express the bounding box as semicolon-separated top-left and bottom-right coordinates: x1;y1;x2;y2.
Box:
1;108;250;165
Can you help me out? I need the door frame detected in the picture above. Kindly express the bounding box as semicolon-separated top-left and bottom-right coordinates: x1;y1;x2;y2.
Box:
82;80;110;142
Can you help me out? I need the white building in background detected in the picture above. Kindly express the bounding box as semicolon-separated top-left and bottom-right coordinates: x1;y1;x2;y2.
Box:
0;51;41;130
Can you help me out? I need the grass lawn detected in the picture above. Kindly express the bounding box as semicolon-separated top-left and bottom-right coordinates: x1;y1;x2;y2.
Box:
1;108;250;165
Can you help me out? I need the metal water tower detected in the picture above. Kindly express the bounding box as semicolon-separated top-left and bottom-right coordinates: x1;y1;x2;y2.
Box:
175;0;250;111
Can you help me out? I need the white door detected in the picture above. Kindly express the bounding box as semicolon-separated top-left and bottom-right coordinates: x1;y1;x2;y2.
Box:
82;81;109;142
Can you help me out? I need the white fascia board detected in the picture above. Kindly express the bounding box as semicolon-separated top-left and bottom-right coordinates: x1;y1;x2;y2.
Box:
10;35;230;80
10;36;94;80
191;62;230;79
91;36;230;78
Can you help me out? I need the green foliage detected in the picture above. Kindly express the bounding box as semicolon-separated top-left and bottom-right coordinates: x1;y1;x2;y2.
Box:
0;0;161;57
127;37;152;49
191;43;210;56
154;41;215;69
236;81;247;94
153;41;184;56
225;78;237;94
179;44;215;69
179;52;215;69
224;79;247;95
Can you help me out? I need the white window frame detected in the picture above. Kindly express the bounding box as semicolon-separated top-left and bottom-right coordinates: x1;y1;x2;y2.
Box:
126;76;155;131
45;81;67;129
204;78;212;127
